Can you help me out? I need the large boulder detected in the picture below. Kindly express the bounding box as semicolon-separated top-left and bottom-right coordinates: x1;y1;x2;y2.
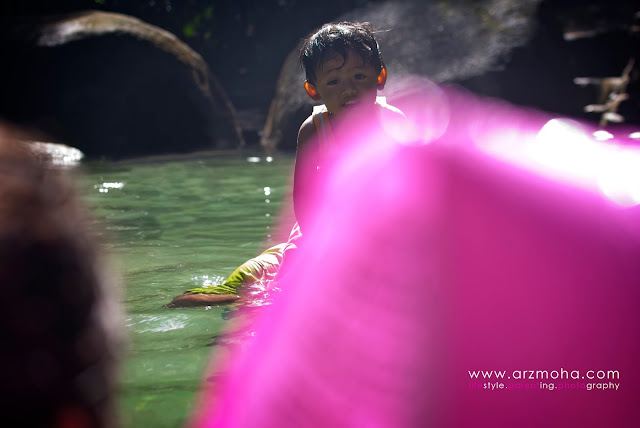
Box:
0;11;244;159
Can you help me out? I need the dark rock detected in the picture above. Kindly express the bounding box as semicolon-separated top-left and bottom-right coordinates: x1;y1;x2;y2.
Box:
0;11;244;159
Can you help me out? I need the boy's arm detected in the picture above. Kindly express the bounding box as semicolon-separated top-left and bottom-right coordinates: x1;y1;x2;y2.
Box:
293;115;319;234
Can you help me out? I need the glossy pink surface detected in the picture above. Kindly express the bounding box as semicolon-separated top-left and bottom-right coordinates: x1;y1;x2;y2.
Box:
194;80;640;427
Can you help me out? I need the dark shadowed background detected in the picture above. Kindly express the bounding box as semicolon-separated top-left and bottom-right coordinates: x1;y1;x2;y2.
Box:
0;0;637;158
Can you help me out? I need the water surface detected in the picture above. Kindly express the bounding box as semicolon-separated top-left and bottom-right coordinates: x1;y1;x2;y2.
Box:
80;152;294;427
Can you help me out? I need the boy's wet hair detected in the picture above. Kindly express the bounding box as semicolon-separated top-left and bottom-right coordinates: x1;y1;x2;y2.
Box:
299;21;384;85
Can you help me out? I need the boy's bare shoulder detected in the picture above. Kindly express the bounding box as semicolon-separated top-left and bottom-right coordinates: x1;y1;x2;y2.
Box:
297;114;316;149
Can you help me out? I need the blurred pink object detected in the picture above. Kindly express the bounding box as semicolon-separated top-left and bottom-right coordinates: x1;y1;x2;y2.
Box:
193;81;640;428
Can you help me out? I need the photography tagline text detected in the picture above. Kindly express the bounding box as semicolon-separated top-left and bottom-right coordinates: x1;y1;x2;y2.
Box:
468;368;620;391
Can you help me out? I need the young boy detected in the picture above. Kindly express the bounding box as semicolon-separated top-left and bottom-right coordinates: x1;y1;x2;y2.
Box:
294;21;405;231
166;21;404;306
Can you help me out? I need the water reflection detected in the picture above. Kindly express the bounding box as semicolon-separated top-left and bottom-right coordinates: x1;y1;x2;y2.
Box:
80;154;294;427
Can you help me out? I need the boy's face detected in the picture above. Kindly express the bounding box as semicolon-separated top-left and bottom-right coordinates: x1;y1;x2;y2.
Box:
308;49;381;116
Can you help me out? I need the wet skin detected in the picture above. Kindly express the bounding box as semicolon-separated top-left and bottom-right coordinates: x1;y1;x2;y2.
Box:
165;292;239;307
307;49;381;116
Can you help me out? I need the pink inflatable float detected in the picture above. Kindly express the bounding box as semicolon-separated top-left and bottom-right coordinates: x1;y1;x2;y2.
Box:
193;82;640;428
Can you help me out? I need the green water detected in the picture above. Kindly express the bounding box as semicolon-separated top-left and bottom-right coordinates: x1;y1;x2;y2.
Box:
79;152;294;428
